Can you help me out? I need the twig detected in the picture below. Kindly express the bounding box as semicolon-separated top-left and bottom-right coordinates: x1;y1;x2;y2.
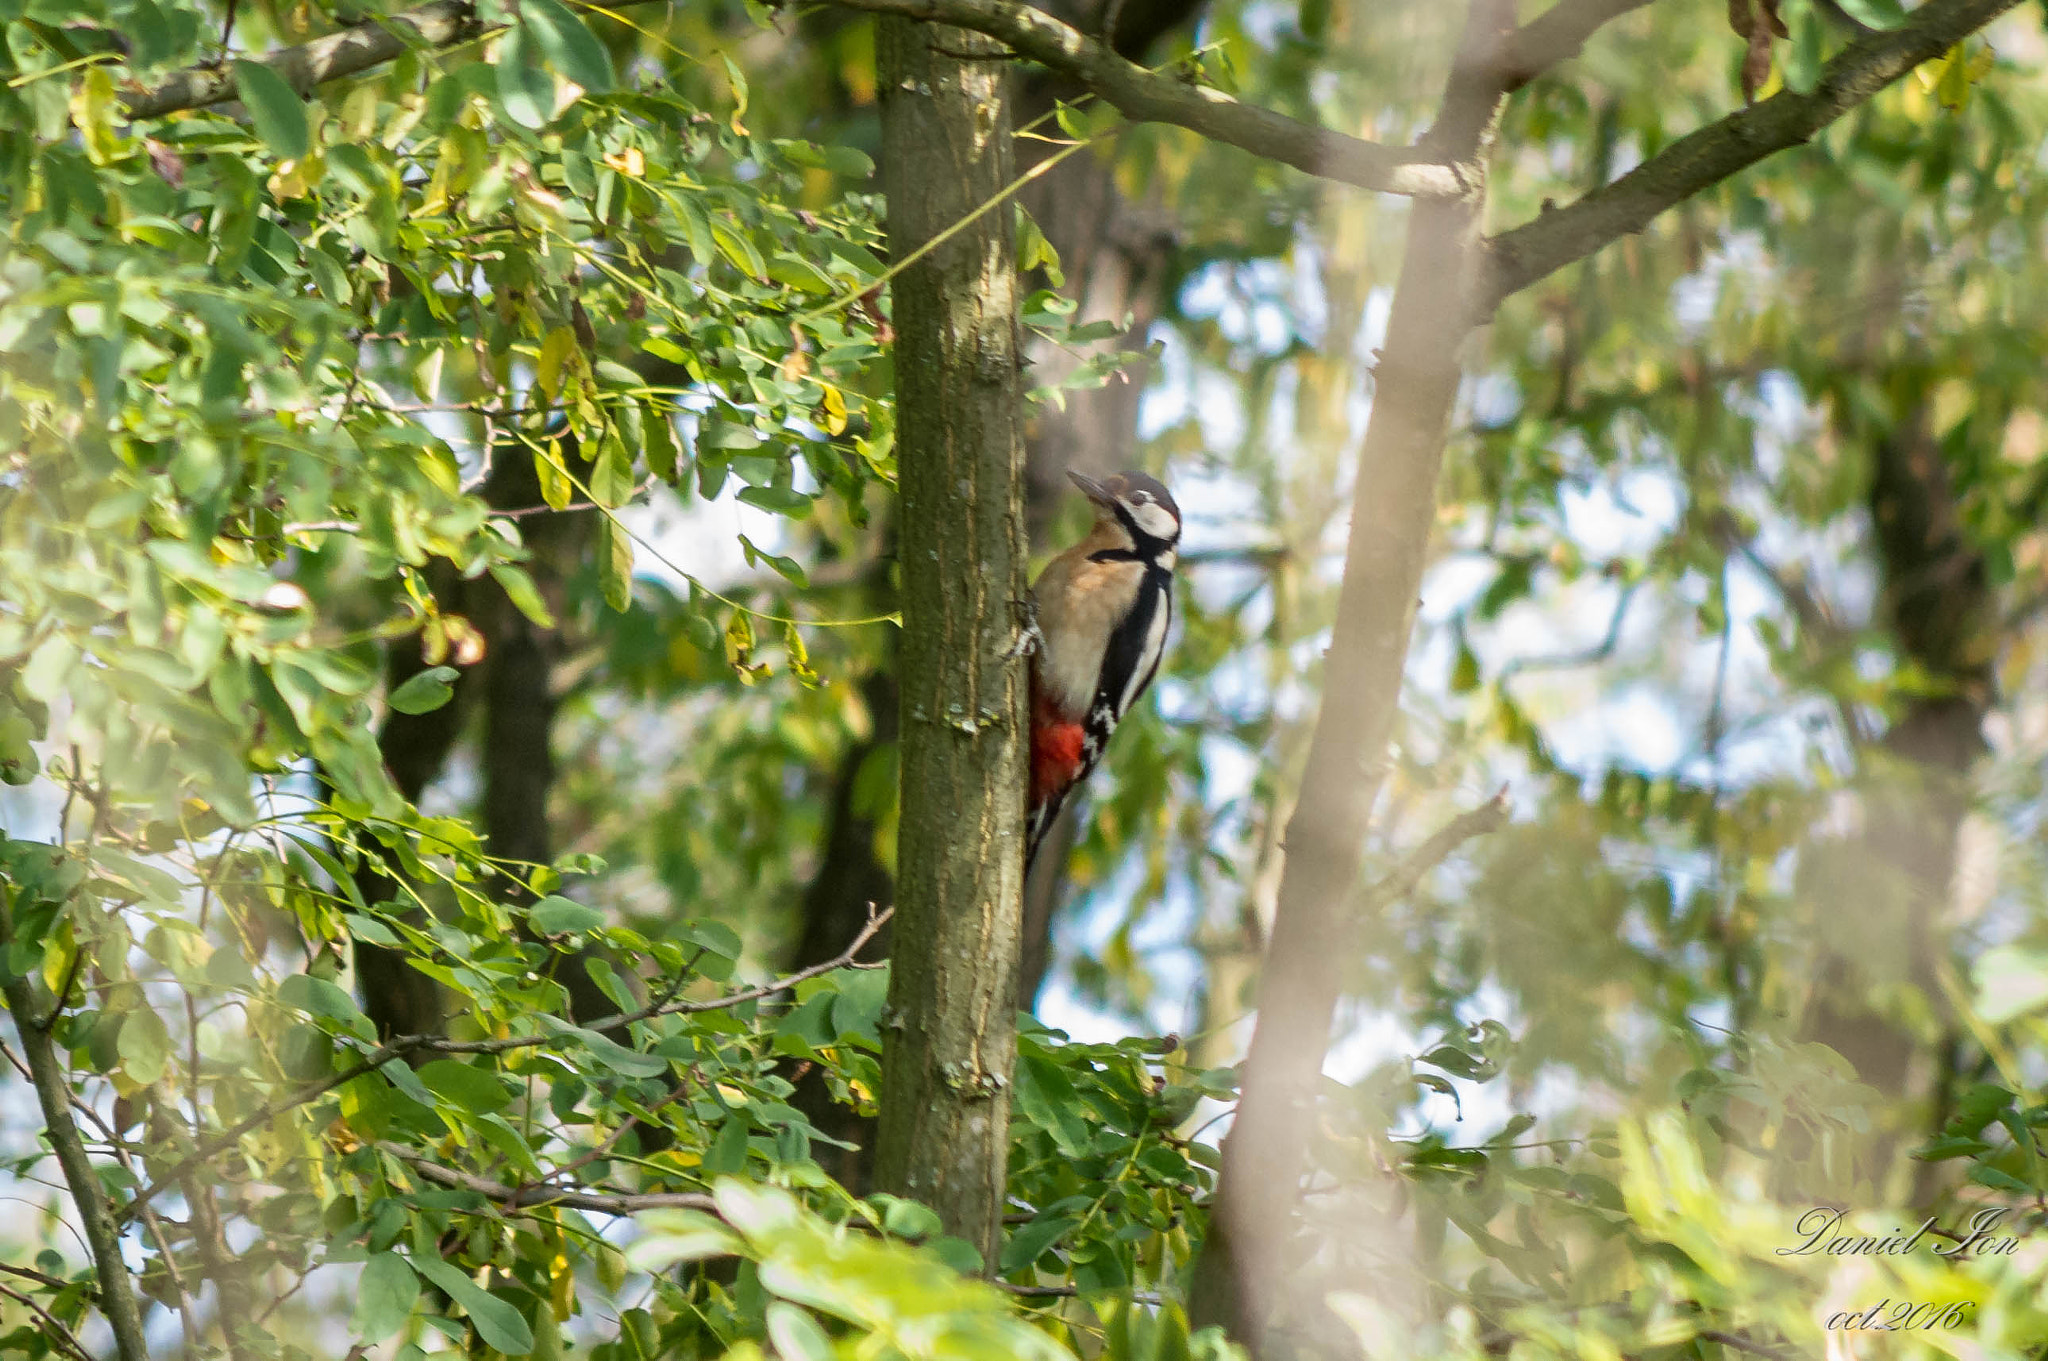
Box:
121;908;892;1221
1;977;150;1361
0;1280;96;1361
1481;0;2025;311
0;1261;84;1295
822;0;1462;197
1497;582;1639;681
1357;788;1512;916
1696;1330;1794;1358
1499;0;1657;92
376;1144;721;1215
1000;1281;1164;1304
126;0;491;118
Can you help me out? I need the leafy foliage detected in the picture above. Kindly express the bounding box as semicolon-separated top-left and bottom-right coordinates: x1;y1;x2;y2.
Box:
6;0;2048;1358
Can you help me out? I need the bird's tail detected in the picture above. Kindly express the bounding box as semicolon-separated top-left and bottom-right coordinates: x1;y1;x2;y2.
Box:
1024;790;1066;872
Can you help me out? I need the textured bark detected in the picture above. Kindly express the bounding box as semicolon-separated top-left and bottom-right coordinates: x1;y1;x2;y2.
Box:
354;563;471;1040
472;451;618;1025
2;979;149;1361
1479;0;2025;313
356;447;610;1037
1188;3;1519;1348
869;15;1031;1267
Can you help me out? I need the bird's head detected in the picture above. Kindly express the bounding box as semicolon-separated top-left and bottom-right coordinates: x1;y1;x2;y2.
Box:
1067;469;1181;558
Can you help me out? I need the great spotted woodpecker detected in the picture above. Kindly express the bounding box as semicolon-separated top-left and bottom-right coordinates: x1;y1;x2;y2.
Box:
1026;469;1182;869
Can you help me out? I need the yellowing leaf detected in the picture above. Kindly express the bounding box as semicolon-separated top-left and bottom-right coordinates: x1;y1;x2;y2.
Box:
71;66;125;166
536;326;577;402
535;440;572;511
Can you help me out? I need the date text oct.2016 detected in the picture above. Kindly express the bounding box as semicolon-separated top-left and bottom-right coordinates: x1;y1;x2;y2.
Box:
1825;1301;1972;1332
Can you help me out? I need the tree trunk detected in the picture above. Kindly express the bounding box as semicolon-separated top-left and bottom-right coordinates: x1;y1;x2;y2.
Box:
355;443;613;1037
353;560;471;1039
1189;3;1517;1348
869;14;1031;1267
1796;396;1993;1197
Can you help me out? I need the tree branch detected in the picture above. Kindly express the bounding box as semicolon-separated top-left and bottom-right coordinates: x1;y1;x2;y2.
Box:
1356;787;1512;916
120;908;892;1222
0;1280;96;1361
124;0;487;119
2;980;150;1361
1499;0;1658;93
119;0;1650;204
818;0;1466;197
1481;0;2025;311
375;1144;721;1215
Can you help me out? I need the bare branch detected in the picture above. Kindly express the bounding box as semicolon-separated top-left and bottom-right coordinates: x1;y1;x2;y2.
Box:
126;0;1464;198
375;1144;721;1215
124;0;487;119
0;1280;96;1361
1500;0;1659;93
817;0;1465;197
121;907;892;1221
0;1261;87;1296
1;977;150;1361
1481;0;2025;311
1356;787;1512;916
1001;1282;1165;1304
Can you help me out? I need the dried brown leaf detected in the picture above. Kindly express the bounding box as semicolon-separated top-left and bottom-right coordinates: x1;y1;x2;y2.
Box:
1743;20;1775;101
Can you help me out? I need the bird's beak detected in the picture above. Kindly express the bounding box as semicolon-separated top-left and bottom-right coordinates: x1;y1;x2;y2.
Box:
1065;470;1115;507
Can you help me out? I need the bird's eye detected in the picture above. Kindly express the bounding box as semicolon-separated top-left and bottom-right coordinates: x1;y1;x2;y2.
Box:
1133;492;1152;504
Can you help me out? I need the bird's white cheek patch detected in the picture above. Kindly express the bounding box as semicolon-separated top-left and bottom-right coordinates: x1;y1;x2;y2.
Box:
1130;502;1179;541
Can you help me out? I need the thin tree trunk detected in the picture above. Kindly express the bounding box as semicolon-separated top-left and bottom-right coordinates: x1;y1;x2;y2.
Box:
869;14;1031;1267
1796;397;1993;1198
353;585;470;1038
1188;3;1518;1348
2;980;150;1361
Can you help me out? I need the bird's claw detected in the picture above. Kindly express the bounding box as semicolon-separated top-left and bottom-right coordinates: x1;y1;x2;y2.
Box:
1005;596;1043;660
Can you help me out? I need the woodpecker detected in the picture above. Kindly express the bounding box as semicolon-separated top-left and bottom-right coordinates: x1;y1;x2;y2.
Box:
1027;469;1182;869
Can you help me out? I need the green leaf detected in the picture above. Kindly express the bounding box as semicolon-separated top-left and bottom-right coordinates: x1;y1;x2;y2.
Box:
736;486;813;517
417;1059;515;1114
494;25;555;130
387;665;460;715
625;1210;740;1273
705;1116;750;1175
599;515;633;613
643;404;679;483
279;1022;335;1079
1832;0;1903;24
117;1005;170;1085
564;1026;670;1077
279;973;373;1038
999;1214;1076;1274
233;60;310;160
591;433;635;507
409;1255;534;1355
520;0;614;93
711;223;766;280
353;1252;421;1343
765;1303;834;1361
490;565;557;628
529;895;605;935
